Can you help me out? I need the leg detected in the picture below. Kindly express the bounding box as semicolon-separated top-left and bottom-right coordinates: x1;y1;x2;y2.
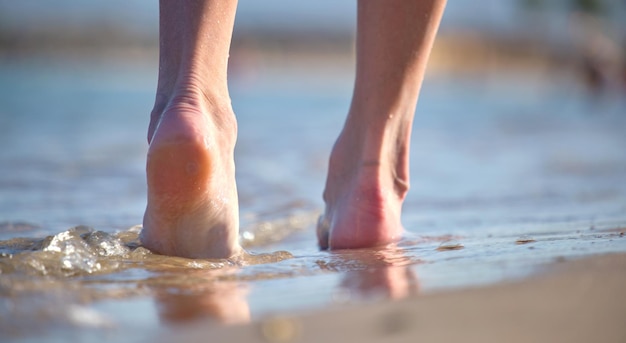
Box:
141;0;241;258
318;0;446;249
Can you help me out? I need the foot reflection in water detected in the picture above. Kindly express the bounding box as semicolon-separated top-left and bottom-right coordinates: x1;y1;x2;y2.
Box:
341;264;417;301
152;247;417;325
321;247;420;302
152;268;250;325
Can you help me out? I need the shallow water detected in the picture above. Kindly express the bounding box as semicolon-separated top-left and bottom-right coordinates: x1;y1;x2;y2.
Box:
1;59;626;341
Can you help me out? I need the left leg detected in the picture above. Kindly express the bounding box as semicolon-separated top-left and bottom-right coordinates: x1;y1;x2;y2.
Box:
141;0;241;259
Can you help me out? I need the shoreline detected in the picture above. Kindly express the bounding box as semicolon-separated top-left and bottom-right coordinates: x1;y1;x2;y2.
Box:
0;31;595;76
163;253;626;343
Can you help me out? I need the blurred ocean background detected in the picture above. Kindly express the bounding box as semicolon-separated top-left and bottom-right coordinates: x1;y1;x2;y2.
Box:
0;1;625;342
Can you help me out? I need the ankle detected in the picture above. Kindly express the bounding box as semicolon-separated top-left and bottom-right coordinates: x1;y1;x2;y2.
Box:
148;82;236;144
326;129;410;201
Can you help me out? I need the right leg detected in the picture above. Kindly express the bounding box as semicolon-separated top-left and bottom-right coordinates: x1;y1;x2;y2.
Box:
318;0;446;249
141;0;241;259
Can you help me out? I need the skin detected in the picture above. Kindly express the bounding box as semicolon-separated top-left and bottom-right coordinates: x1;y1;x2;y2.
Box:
318;0;447;249
141;0;447;258
141;0;240;258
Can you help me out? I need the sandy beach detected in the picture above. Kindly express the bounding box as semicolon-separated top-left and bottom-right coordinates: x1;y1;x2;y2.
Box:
1;56;625;342
161;253;626;343
1;2;626;340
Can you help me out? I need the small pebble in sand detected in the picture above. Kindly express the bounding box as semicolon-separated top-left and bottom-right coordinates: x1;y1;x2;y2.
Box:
516;235;536;245
437;240;464;251
380;310;413;335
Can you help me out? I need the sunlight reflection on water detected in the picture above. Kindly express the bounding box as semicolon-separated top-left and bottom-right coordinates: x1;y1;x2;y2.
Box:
0;60;625;341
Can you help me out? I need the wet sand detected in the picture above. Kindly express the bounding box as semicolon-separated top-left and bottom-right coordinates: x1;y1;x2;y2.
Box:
1;59;625;342
163;253;626;343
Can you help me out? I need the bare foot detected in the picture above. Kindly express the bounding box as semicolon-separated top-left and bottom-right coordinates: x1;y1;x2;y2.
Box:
317;129;408;250
141;96;241;259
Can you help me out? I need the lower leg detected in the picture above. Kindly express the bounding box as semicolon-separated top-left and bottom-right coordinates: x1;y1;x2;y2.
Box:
141;0;241;258
318;0;446;249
